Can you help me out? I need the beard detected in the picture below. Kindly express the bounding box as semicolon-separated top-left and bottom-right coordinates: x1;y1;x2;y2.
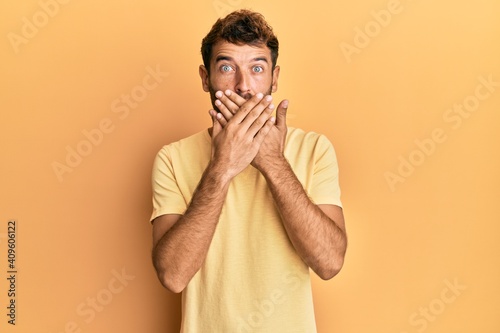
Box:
208;84;273;113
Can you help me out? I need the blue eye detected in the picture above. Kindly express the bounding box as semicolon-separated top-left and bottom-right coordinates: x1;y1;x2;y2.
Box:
221;65;232;72
253;66;263;73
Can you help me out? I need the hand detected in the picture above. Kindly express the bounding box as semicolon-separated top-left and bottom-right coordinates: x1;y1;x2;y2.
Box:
208;92;276;180
251;99;288;171
211;90;289;172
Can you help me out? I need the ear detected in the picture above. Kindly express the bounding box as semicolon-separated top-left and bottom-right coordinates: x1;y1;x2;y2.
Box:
199;65;210;92
271;65;280;93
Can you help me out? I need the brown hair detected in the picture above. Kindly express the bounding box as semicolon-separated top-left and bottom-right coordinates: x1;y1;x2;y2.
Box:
201;10;279;74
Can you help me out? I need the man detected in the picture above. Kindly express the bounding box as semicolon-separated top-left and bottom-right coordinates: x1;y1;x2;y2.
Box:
150;9;347;332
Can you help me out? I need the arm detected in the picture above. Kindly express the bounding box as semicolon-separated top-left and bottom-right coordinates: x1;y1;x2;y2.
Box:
258;155;347;280
152;166;230;293
152;93;276;293
215;90;347;279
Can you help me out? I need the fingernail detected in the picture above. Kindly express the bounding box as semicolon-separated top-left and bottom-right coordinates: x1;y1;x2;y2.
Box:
268;104;275;110
215;100;221;106
256;93;264;99
270;116;276;123
265;95;273;102
215;91;223;98
225;90;232;96
282;100;289;109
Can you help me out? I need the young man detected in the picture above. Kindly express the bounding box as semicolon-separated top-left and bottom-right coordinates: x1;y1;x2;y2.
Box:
151;10;347;332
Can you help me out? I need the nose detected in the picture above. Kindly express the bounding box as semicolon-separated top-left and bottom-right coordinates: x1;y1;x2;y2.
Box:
234;70;251;96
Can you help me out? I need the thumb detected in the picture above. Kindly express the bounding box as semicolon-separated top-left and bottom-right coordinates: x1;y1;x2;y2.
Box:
276;99;288;129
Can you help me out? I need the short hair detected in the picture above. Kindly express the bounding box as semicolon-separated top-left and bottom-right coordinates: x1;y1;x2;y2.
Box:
201;9;279;74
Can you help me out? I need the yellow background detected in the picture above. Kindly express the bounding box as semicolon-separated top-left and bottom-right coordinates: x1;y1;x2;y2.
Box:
1;0;499;332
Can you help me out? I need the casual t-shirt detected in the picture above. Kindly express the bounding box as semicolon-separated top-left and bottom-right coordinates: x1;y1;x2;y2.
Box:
151;127;342;333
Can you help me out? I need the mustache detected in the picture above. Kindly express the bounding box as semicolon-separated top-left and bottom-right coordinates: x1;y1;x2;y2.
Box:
239;92;253;100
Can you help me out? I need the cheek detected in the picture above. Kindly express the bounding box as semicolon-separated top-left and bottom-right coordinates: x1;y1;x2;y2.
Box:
210;74;234;90
253;75;274;93
257;75;273;86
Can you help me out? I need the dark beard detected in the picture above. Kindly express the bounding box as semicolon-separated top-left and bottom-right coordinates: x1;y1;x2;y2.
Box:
208;85;273;113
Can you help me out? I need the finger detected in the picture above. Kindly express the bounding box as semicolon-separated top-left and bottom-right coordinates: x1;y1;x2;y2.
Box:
215;90;242;114
245;98;275;136
214;98;233;122
209;108;228;127
242;94;273;127
209;109;222;137
253;116;276;145
276;99;288;130
215;111;228;127
222;90;246;109
231;92;267;124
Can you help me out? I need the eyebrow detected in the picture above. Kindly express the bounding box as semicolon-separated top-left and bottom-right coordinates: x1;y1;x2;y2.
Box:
252;57;269;63
215;56;269;64
215;56;233;63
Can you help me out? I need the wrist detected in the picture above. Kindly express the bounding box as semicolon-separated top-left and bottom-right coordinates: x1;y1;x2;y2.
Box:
206;159;234;187
258;154;288;179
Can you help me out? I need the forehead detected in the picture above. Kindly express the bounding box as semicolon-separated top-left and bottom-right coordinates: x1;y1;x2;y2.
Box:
211;41;271;63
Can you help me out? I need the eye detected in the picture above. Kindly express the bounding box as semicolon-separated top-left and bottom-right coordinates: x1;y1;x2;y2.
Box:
253;66;264;73
221;65;233;72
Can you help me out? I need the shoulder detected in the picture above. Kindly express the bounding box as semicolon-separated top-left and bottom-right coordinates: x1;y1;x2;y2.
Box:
156;129;210;158
286;127;334;150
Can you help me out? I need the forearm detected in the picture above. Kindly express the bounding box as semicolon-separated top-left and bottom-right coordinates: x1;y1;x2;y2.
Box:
213;90;346;277
152;93;276;292
260;156;347;279
153;163;230;293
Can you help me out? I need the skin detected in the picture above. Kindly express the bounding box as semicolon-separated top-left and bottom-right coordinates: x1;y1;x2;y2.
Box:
152;41;347;293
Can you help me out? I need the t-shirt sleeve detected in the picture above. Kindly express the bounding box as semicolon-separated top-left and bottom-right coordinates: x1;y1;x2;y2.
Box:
150;146;187;222
309;134;342;208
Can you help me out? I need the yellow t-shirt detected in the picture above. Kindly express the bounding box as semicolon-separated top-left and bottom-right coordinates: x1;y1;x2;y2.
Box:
151;127;342;333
